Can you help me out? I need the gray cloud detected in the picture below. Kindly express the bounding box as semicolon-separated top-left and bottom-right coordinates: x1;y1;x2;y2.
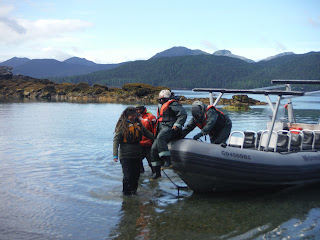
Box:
0;17;26;34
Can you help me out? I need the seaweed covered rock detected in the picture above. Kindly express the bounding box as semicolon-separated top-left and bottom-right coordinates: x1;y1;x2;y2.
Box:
121;83;168;102
91;84;108;95
222;95;265;111
72;82;90;92
0;76;167;103
122;83;165;97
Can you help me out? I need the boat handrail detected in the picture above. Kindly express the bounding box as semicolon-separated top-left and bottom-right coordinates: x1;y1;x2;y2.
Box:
312;130;320;151
229;129;320;152
301;129;314;151
228;130;258;149
276;130;291;152
258;130;278;152
228;131;245;149
256;130;292;152
192;88;305;96
272;79;320;85
289;130;304;151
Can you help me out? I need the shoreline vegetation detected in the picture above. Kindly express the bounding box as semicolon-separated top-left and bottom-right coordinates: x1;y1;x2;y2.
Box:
0;74;266;110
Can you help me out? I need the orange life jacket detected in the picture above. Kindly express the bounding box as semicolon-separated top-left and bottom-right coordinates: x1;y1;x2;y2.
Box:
122;122;142;144
139;109;156;146
196;105;227;134
157;99;178;122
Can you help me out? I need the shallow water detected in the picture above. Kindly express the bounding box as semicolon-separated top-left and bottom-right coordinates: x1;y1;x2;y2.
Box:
0;92;320;240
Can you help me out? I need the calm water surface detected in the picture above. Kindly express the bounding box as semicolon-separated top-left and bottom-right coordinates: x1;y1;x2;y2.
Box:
1;91;320;240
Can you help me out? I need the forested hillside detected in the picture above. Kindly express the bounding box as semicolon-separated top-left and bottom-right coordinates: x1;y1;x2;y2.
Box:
0;57;122;78
51;52;320;90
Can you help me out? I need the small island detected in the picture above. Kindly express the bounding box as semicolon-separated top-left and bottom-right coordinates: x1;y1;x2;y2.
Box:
0;66;266;109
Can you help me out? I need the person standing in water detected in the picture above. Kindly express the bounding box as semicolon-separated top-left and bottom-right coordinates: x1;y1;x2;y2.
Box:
113;106;154;195
136;105;156;174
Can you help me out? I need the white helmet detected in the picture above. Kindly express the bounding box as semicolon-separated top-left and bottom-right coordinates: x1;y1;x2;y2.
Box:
159;89;171;99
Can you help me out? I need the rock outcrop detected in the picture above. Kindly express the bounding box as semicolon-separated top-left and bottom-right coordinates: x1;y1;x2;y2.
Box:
0;75;165;103
0;74;266;109
0;66;13;80
180;94;266;109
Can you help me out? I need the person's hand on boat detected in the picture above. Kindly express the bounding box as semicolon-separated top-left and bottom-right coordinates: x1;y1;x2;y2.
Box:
193;132;203;140
172;125;179;131
113;156;118;162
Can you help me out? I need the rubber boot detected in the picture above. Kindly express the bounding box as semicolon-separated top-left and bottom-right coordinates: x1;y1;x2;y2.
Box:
161;156;172;169
150;166;156;176
140;160;145;173
150;166;161;181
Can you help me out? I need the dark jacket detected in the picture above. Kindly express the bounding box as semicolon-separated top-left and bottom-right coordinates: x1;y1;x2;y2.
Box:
157;100;187;131
182;106;232;137
113;120;154;159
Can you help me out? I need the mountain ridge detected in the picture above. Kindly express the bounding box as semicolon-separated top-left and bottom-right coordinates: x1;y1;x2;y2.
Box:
0;46;298;79
0;57;123;78
1;47;319;91
50;51;320;91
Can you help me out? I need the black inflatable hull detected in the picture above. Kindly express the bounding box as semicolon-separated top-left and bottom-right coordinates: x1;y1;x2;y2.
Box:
169;139;320;192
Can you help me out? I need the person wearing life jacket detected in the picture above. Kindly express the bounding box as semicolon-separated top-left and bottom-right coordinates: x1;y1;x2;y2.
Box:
150;89;187;180
181;100;232;144
136;105;156;174
113;106;154;195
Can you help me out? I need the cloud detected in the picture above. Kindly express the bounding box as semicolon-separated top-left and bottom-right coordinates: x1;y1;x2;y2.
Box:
0;3;25;33
0;2;93;44
0;18;93;44
201;40;218;52
0;16;26;34
41;47;73;60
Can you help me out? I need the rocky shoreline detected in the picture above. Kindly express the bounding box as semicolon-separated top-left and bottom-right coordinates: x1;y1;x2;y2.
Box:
0;75;166;103
0;69;266;108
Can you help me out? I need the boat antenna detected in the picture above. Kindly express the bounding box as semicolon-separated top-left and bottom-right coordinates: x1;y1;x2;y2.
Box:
161;169;188;197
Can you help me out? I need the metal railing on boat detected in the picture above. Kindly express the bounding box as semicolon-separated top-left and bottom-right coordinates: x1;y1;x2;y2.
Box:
227;129;320;152
193;80;320;152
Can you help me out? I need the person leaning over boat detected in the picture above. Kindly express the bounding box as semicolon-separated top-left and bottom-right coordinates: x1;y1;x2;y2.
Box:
181;100;232;144
113;106;154;196
136;104;156;174
150;89;187;180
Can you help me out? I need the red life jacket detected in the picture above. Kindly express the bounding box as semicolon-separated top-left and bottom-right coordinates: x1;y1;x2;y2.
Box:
157;99;178;122
139;109;156;146
196;105;227;134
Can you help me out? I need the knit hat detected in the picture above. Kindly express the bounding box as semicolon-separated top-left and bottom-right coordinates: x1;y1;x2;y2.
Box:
191;100;206;121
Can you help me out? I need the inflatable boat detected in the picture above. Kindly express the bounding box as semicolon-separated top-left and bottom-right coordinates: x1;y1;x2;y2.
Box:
169;80;320;192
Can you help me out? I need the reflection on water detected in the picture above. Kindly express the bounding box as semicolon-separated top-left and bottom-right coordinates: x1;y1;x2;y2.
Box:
108;185;320;240
0;94;320;239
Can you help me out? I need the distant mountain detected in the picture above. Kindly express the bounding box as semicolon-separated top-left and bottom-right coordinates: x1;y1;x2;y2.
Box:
151;46;209;59
50;51;320;91
0;57;123;78
1;57;31;67
0;47;317;82
63;57;96;66
151;47;255;63
260;52;295;61
213;50;255;63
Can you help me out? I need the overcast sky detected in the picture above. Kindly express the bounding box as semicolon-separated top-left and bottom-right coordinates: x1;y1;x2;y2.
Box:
0;0;319;63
